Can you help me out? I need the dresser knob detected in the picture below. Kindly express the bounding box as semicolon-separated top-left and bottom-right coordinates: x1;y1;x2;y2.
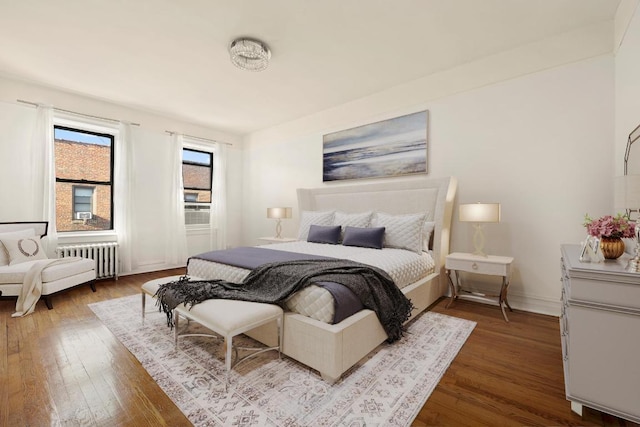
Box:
472;262;478;270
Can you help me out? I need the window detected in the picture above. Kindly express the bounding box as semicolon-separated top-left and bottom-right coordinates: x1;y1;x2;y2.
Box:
73;186;94;219
182;148;213;226
54;125;114;232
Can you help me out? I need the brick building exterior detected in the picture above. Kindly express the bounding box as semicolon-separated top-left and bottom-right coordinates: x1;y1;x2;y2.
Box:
55;139;112;232
183;163;212;203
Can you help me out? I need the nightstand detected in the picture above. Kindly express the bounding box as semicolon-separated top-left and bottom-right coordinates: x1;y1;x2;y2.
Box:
257;237;297;245
445;252;514;322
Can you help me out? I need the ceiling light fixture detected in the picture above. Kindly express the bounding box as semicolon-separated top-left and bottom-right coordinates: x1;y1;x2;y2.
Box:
229;38;271;72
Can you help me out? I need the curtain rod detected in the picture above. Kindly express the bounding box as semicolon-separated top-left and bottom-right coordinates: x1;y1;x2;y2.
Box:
17;99;141;126
165;130;232;146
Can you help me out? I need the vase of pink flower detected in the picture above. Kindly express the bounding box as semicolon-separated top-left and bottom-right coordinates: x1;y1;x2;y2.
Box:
584;214;635;259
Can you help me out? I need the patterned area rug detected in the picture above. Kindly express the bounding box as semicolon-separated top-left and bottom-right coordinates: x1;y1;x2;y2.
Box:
89;295;475;426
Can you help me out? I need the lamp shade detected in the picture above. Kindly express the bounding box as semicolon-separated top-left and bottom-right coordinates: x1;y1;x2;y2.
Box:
615;175;640;210
267;207;292;219
459;203;501;223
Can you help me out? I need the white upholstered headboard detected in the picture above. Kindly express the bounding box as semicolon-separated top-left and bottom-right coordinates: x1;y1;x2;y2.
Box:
297;176;457;279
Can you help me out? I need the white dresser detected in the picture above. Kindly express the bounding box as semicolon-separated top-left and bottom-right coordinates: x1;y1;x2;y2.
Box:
560;244;640;423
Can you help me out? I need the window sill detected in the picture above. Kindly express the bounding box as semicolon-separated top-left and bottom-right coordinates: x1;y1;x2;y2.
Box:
56;230;118;245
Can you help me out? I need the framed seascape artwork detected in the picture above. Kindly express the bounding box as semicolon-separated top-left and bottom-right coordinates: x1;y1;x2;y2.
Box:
322;110;428;182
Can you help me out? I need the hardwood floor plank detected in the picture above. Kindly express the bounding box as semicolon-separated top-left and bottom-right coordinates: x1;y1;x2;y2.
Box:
1;269;638;427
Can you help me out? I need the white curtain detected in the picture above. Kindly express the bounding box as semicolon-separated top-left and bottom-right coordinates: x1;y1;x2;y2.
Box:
166;133;188;265
31;105;57;256
114;122;134;274
212;142;228;250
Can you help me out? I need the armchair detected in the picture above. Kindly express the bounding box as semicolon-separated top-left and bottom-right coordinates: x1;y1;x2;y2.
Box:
0;222;96;311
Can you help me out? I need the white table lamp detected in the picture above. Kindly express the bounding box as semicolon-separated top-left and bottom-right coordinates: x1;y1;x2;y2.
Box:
615;175;640;272
267;207;292;239
459;202;501;257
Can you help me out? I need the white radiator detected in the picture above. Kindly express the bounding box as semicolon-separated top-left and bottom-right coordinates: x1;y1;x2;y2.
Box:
56;242;119;279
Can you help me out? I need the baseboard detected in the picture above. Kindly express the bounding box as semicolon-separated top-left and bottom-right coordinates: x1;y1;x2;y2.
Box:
121;262;186;277
447;283;560;317
506;292;560;317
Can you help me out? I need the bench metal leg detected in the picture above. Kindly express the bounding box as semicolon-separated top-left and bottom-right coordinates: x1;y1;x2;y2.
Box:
174;309;180;347
225;336;232;392
141;292;146;323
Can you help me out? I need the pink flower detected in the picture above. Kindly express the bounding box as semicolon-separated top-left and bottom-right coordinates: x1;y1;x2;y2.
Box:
583;214;636;239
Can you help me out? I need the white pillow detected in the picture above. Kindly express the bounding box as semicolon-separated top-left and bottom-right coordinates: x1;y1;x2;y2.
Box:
372;212;427;254
0;228;36;266
297;211;335;241
423;221;436;252
1;237;48;265
333;211;373;238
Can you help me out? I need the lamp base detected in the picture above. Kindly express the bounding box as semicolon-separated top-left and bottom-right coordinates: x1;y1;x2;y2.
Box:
472;223;488;257
275;219;282;239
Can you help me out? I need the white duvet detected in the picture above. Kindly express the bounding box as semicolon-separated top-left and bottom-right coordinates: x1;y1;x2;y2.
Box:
187;241;435;323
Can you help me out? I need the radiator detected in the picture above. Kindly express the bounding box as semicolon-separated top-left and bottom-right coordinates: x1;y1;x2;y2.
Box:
56;242;119;279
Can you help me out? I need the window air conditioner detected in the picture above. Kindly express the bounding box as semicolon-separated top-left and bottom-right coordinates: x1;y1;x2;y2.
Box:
76;212;92;220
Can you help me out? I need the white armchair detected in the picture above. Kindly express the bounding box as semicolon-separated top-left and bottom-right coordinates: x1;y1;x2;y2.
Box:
0;221;96;310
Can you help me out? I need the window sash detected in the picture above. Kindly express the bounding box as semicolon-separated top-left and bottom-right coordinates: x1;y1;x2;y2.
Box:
182;148;213;203
54;124;115;232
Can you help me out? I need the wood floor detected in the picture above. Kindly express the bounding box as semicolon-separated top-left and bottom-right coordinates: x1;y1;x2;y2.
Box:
1;269;637;427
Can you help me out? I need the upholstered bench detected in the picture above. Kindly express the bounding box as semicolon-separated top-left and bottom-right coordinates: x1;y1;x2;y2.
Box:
141;275;283;390
174;299;283;391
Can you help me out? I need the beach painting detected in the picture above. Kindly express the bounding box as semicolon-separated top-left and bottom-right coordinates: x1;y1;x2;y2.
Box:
323;111;428;182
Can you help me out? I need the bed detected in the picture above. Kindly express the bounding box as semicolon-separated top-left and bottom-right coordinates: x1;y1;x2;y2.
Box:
187;176;457;382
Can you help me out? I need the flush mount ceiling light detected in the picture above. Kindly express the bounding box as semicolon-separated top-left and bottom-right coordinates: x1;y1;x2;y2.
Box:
229;38;271;72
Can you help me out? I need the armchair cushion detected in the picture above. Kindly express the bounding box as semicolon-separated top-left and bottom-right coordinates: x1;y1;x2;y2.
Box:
0;257;95;284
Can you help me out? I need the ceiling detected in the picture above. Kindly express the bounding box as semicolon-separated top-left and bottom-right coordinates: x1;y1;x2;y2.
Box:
0;0;620;135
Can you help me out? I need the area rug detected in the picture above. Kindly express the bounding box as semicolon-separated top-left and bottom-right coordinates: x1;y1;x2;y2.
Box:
89;295;475;426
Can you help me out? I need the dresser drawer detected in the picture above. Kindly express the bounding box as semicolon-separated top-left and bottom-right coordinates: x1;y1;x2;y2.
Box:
570;276;640;311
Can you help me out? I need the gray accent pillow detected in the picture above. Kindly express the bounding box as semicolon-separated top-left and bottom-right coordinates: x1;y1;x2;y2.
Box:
307;225;341;245
423;221;436;252
342;226;385;249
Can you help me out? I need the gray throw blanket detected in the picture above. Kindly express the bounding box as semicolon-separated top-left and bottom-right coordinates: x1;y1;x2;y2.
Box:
155;259;414;342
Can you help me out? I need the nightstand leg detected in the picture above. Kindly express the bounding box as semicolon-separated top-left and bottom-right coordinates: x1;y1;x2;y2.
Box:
446;269;457;308
499;276;510;322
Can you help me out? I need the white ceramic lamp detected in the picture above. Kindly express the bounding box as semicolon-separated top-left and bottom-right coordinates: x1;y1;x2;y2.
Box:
267;207;292;239
459;202;501;257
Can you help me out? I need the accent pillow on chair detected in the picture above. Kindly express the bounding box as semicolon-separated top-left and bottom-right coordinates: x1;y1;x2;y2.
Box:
0;237;48;265
0;228;37;266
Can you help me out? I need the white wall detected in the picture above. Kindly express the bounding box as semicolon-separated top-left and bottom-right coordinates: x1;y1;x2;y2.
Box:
0;77;245;275
242;55;614;316
615;1;640;177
